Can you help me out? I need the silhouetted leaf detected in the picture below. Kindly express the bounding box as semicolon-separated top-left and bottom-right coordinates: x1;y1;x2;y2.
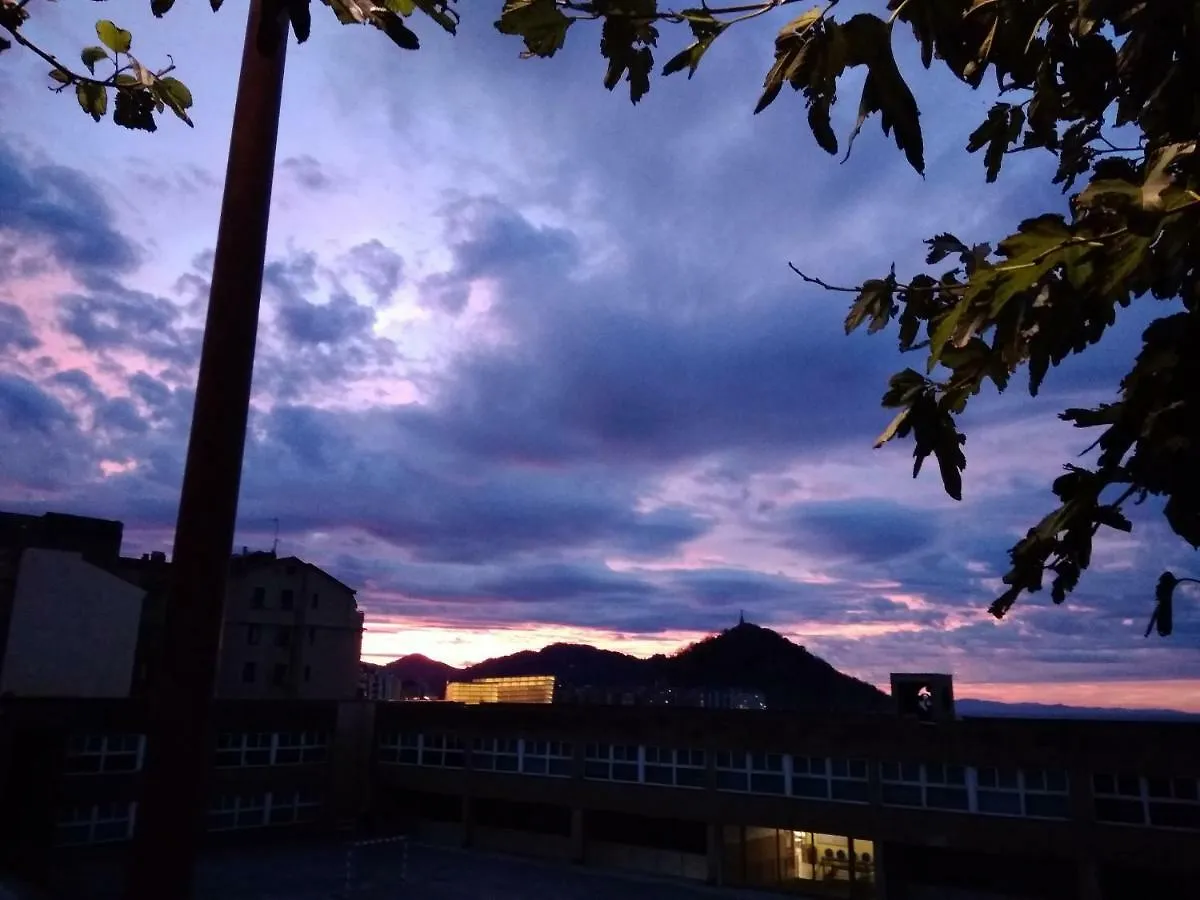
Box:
495;0;572;58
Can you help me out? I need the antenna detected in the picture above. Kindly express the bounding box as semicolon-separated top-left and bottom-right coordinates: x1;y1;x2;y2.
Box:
271;517;279;556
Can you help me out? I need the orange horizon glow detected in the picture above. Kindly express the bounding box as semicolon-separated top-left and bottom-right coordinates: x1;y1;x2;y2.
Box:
361;617;1200;713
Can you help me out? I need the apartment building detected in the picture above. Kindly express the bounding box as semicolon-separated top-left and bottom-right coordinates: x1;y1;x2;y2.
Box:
1;510;363;702
216;551;364;700
0;513;145;698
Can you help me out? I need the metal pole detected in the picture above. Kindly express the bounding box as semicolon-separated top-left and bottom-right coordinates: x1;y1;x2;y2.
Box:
125;2;289;898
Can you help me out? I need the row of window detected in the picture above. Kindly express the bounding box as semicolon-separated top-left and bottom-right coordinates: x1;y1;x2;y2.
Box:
473;738;573;777
246;624;319;647
716;752;871;803
64;732;328;774
208;789;321;831
879;762;1070;819
249;585;321;610
215;731;329;768
240;661;313;685
56;801;137;846
1093;773;1200;829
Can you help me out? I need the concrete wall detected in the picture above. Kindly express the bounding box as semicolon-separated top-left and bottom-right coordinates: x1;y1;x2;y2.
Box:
0;549;144;697
474;827;574;861
585;840;708;881
219;559;361;700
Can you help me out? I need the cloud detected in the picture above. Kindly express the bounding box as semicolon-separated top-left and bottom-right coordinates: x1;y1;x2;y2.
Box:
0;139;140;281
772;499;940;563
279;155;334;192
343;240;405;306
0;302;39;352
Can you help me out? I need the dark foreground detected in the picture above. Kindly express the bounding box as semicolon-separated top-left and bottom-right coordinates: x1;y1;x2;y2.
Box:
9;841;778;900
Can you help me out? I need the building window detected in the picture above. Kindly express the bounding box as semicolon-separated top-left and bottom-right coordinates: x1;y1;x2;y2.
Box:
242;662;257;683
207;793;268;831
64;734;145;775
273;663;289;685
749;752;786;794
274;731;328;765
1095;773;1200;829
378;732;420;765
267;788;321;826
715;751;750;792
643;747;705;788
420;733;465;768
584;743;639;782
521;739;573;777
56;801;137;846
280;589;294;610
791;756;831;800
275;626;292;647
251;586;265;608
975;766;1023;816
247;624;261;645
880;762;970;809
215;732;274;768
311;593;319;609
1020;767;1070;819
829;758;870;802
473;737;520;772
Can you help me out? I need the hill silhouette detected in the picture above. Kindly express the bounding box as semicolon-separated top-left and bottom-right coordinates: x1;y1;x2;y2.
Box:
380;621;890;713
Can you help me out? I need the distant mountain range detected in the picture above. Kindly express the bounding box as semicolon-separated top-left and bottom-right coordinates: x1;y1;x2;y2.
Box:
954;699;1198;720
374;621;891;713
366;622;1198;721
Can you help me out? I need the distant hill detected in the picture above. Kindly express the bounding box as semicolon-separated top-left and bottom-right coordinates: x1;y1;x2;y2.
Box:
381;654;462;696
376;621;891;713
956;699;1198;721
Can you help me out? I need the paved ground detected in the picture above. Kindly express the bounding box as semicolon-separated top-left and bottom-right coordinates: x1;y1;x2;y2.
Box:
195;840;778;900
36;840;781;900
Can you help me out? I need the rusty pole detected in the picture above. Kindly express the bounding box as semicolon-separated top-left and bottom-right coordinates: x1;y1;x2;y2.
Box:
126;1;289;897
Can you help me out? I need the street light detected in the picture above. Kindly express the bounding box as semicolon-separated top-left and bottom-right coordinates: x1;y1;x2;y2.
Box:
125;1;289;897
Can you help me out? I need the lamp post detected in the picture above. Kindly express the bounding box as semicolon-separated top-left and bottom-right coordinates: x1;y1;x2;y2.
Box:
125;1;289;897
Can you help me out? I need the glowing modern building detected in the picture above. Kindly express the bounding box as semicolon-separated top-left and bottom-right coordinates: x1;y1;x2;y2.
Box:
445;675;556;705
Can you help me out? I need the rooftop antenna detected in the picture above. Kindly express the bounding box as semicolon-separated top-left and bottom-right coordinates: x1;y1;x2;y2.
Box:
739;609;745;626
271;517;279;556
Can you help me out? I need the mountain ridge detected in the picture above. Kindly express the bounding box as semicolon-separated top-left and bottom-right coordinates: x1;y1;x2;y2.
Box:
379;621;891;713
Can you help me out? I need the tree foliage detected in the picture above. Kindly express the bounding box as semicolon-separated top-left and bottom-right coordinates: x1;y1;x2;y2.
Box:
3;0;1197;632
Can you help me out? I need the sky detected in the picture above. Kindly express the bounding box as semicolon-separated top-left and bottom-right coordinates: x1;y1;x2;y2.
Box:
1;2;1197;710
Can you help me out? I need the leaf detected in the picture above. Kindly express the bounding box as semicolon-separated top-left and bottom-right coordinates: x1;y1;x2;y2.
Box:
845;270;896;334
75;82;107;122
0;35;10;55
113;88;158;132
412;0;459;33
386;0;417;13
925;233;968;265
96;20;133;55
49;68;72;85
379;13;421;50
1145;572;1177;637
495;0;572;58
873;408;910;448
662;15;727;80
289;0;313;43
154;76;195;127
151;0;176;16
839;14;924;175
967;103;1024;183
1141;142;1194;211
599;13;657;105
753;7;825;115
81;46;109;75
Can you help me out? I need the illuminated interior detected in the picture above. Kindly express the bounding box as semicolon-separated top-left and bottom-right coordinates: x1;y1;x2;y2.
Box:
793;832;875;885
444;675;556;705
